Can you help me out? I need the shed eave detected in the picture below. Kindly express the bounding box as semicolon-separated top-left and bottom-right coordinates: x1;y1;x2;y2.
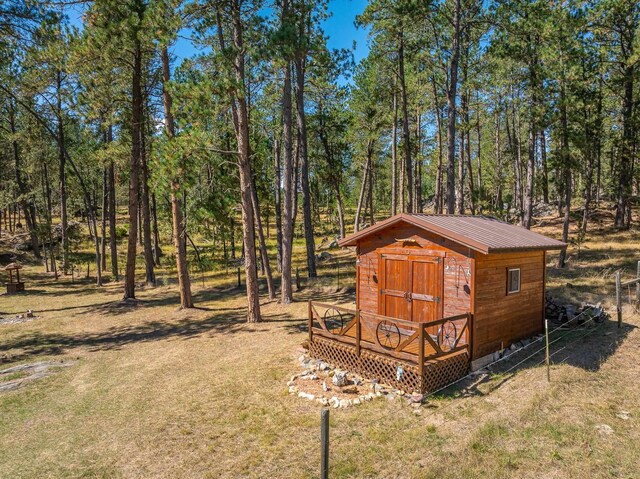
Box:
338;213;568;254
338;214;490;253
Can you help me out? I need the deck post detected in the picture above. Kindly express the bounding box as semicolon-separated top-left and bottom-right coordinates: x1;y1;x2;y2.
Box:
355;310;361;357
418;323;425;381
308;301;313;343
615;270;622;329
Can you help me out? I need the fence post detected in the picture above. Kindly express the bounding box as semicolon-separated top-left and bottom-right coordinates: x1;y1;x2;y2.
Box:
237;267;241;289
616;270;622;329
355;310;361;357
545;319;550;382
296;267;301;291
320;408;329;479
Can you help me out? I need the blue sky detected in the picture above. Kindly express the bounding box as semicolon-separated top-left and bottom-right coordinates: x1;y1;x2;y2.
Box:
173;0;371;74
68;0;371;78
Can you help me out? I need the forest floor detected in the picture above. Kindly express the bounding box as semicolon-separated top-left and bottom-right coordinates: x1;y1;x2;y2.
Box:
0;208;639;478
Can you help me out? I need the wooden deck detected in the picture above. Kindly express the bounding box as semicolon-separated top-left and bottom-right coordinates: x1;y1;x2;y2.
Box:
308;301;472;393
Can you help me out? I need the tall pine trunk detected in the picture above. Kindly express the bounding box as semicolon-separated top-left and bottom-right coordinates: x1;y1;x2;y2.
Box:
280;0;295;304
140;117;155;286
9;104;40;258
101;165;108;271
354;141;373;233
398;29;413;213
123;29;143;300
431;76;444;214
391;75;398;215
295;47;316;278
557;67;571;268
152;193;161;266
108;156;118;280
540;130;549;204
445;0;461;213
56;70;68;270
615;63;634;229
227;1;261;321
273;137;283;272
250;173;275;300
161;46;193;308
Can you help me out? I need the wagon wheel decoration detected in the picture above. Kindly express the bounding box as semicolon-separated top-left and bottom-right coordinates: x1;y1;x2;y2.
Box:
323;308;345;334
437;320;458;352
376;320;401;350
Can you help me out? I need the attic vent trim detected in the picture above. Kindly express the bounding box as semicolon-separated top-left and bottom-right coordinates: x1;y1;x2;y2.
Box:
395;238;420;245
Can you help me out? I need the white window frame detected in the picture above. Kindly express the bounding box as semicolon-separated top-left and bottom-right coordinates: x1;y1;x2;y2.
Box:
507;268;521;294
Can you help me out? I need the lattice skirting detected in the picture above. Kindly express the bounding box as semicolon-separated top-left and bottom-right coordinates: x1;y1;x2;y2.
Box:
309;336;469;394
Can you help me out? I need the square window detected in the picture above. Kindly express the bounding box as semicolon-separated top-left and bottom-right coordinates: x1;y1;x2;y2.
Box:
507;268;520;294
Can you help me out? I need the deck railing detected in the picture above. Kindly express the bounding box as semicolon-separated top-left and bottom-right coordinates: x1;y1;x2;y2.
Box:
308;301;471;371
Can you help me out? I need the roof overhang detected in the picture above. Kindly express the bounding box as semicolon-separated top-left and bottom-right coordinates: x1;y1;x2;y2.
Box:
338;214;567;254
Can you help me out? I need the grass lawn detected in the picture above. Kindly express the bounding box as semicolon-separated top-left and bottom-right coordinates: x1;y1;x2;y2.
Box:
0;211;639;478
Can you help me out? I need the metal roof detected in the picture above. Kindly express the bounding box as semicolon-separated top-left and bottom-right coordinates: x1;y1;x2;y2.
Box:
338;214;567;254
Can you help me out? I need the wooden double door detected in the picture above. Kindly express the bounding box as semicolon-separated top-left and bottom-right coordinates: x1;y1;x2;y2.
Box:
379;253;444;324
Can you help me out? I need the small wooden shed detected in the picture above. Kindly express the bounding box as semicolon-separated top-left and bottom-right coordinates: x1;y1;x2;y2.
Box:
307;214;566;393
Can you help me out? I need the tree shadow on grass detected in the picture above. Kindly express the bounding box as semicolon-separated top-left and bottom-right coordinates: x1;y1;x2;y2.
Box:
0;284;354;364
0;304;300;365
439;318;635;400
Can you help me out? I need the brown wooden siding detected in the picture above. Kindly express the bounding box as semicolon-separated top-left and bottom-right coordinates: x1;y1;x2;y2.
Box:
472;250;545;358
356;224;473;321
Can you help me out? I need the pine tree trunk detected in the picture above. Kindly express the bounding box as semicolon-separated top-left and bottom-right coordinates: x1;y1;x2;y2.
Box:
280;0;295;304
108;154;118;280
495;110;503;210
227;1;261;322
43;163;55;271
522;122;536;229
540;130;549;204
557;71;571;268
615;63;634;229
140;118;155;286
101;165;108;271
431;76;444;214
465;98;475;215
295;53;316;278
398;29;413;213
475;94;482;202
391;75;398;215
334;179;345;238
152;193;161;266
273;138;283;272
9;103;40;258
457;89;466;214
55;70;69;271
161;45;192;308
415;107;422;212
354;141;372;232
123;32;143;300
445;0;461;214
250;173;275;299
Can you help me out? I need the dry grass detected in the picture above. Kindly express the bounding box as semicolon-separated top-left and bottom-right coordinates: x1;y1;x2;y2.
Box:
0;210;639;478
